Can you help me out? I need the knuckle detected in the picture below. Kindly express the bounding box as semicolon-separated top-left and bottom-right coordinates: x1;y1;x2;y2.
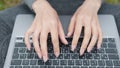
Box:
35;49;41;53
85;33;91;38
52;38;59;45
82;46;86;50
32;33;38;39
40;37;46;42
54;47;59;52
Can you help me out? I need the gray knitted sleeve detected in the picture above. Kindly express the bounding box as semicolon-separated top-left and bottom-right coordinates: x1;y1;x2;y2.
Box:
23;0;104;10
23;0;35;10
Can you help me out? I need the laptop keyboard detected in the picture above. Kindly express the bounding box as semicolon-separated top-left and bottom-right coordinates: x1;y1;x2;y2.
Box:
10;38;120;68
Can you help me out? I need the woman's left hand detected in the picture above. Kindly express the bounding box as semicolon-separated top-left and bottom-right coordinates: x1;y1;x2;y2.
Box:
67;0;103;55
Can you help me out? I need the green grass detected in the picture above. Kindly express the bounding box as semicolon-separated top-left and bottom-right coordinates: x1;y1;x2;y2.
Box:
0;0;20;10
106;0;120;4
0;0;120;10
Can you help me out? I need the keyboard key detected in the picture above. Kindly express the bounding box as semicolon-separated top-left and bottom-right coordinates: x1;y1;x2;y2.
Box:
26;49;32;53
73;66;79;68
98;60;105;66
19;48;26;53
97;48;105;53
64;66;71;68
38;60;44;65
61;47;69;53
83;60;89;66
105;49;117;53
60;60;67;65
48;47;53;53
13;48;18;54
40;66;47;68
15;43;26;47
30;60;37;65
64;54;70;59
79;54;85;59
108;43;116;48
101;54;108;59
71;54;79;59
68;60;74;65
31;66;39;68
90;60;97;66
106;67;113;68
34;54;39;59
53;60;59;65
113;61;120;66
45;60;52;65
85;53;93;59
23;66;30;68
56;66;63;68
101;43;107;48
97;67;104;68
93;54;100;59
57;54;63;59
19;54;26;59
108;38;115;42
27;53;34;59
10;66;14;68
12;53;19;59
48;54;56;59
89;67;96;68
108;54;119;59
103;38;108;42
81;67;88;68
75;60;82;65
106;60;113;66
48;66;55;68
11;60;21;65
91;48;97;53
15;66;22;68
22;60;29;65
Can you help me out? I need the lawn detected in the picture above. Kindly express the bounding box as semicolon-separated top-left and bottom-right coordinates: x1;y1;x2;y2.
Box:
0;0;120;10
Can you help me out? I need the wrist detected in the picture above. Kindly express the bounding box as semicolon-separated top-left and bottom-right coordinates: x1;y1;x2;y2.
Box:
32;0;47;13
83;0;102;11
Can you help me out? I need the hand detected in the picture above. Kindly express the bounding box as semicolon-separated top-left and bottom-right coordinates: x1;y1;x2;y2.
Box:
25;0;68;62
68;0;103;55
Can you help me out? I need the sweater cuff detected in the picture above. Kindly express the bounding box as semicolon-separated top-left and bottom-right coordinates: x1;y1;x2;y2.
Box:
23;0;35;10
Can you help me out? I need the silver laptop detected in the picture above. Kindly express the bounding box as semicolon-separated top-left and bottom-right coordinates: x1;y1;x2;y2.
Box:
4;14;120;68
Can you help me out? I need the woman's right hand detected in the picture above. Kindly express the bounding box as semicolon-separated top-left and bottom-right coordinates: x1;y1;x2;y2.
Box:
24;0;68;62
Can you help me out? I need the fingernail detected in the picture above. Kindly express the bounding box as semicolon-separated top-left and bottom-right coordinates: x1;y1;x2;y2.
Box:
71;45;76;51
97;44;101;49
43;56;48;62
80;49;84;56
65;41;68;45
38;53;42;59
67;32;71;37
55;52;60;57
28;47;31;51
87;48;92;53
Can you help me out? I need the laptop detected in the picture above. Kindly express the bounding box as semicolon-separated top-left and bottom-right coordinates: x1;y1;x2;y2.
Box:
3;14;120;68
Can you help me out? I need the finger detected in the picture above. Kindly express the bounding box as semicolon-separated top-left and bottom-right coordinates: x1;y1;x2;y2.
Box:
80;24;91;55
96;17;103;49
67;15;76;37
71;19;83;51
87;20;98;52
58;20;68;45
32;31;42;59
40;30;48;62
50;25;60;57
24;16;37;50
